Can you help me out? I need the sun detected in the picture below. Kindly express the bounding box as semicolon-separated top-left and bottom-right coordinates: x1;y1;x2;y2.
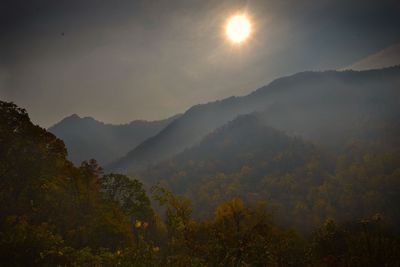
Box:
226;15;251;44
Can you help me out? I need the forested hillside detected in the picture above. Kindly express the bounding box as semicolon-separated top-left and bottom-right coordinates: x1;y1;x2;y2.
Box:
2;100;400;266
139;113;400;233
49;114;180;165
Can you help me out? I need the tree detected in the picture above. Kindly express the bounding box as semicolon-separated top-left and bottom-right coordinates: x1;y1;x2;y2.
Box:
101;173;153;222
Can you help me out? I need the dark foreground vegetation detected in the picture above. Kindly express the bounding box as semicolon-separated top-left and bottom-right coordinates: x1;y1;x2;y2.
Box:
1;100;400;266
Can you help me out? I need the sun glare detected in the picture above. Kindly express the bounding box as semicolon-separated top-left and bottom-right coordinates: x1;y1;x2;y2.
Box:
226;15;251;44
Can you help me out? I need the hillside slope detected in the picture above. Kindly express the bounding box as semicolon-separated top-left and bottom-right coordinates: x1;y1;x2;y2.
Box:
110;67;400;172
49;114;180;165
140;112;400;230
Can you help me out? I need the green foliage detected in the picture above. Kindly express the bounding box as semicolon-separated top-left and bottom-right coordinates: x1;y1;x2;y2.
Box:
310;217;400;267
1;100;400;266
0;216;65;266
101;173;154;222
204;198;307;266
0;101;159;265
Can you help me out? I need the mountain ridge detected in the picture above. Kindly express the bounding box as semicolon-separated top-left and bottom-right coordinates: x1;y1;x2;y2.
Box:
342;43;400;71
109;66;400;173
49;113;181;165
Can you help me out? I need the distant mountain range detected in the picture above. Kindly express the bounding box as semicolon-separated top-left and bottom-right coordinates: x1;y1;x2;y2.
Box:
50;66;400;172
49;114;180;165
109;66;400;173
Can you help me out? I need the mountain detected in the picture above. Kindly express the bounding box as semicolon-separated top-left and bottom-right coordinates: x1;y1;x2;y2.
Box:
110;66;400;172
142;113;322;195
49;114;180;165
342;43;400;71
139;111;400;230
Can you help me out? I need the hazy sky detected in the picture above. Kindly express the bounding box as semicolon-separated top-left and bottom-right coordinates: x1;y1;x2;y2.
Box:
1;0;400;127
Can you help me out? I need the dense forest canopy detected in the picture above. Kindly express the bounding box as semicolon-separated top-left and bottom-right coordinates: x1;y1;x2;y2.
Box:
1;92;400;267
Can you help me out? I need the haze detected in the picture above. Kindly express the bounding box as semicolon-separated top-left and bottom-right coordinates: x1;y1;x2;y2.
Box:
1;0;399;127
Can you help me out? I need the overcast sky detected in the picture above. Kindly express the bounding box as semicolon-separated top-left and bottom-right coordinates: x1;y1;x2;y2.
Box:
1;0;400;127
